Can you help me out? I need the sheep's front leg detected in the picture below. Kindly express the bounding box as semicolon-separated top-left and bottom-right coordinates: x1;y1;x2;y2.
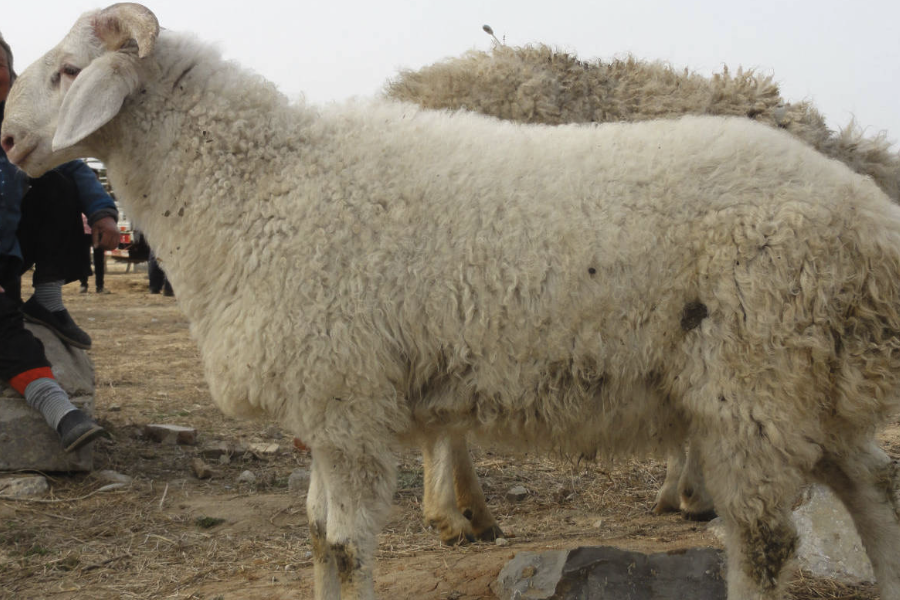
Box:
448;433;504;541
814;441;900;599
313;444;397;600
422;433;478;544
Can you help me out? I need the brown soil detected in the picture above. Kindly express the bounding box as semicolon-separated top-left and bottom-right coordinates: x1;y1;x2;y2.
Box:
0;264;889;599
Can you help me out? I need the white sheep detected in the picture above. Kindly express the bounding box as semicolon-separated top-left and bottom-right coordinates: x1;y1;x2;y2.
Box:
5;5;900;600
388;42;900;534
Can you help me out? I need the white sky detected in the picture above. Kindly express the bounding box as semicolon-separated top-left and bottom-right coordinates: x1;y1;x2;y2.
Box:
3;1;899;148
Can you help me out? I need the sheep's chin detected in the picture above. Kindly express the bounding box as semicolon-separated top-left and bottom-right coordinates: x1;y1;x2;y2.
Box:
11;142;64;177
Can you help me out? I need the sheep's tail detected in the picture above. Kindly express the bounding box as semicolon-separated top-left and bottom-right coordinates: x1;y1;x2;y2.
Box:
826;121;900;203
833;216;900;428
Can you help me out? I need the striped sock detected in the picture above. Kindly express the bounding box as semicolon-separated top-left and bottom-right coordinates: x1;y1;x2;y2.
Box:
23;377;77;430
33;280;66;312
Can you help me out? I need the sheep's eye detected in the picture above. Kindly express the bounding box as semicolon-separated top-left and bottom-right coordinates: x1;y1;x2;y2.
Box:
62;64;81;78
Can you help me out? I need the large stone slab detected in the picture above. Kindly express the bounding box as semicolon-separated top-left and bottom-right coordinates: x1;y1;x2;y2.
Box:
0;323;95;471
792;484;874;583
492;546;726;600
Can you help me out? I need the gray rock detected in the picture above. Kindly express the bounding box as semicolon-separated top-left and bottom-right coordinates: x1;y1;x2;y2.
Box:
0;323;94;472
248;442;280;457
792;484;874;583
288;468;311;493
237;470;257;484
144;424;198;445
199;440;230;459
93;470;133;485
506;485;529;502
0;475;50;498
263;424;284;440
492;546;725;600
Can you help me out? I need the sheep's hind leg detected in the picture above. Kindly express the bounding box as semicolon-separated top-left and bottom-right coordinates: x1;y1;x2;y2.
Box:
422;432;477;544
814;441;900;599
677;439;716;521
699;435;802;599
307;457;340;600
653;441;716;520
313;444;397;600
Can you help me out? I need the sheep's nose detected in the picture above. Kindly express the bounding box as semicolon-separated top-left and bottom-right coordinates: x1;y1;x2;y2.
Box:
0;134;14;154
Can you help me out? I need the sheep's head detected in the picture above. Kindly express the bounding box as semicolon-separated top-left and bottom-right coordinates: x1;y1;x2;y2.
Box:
0;3;159;176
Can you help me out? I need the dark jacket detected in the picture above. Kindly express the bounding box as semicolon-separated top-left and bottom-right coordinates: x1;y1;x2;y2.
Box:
0;102;118;262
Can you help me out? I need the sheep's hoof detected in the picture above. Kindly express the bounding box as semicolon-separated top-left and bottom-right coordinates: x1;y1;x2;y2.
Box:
651;499;680;515
441;531;477;546
682;508;717;522
474;523;505;542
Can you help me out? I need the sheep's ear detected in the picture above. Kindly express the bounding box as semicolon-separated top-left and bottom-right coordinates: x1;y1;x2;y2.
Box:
52;53;140;151
93;3;160;58
53;4;159;151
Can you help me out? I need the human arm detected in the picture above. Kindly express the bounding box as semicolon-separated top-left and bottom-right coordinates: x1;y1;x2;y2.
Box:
57;160;120;249
91;215;120;250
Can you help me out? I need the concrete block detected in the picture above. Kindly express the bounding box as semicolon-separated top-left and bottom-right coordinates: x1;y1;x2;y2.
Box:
0;323;95;472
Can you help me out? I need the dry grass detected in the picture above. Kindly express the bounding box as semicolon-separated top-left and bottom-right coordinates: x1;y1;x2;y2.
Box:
0;264;885;599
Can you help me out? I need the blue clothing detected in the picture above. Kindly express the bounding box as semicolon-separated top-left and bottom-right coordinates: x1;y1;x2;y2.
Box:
0;137;117;261
0;146;29;259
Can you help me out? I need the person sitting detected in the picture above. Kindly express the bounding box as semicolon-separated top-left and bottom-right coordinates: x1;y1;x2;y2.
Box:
0;30;120;451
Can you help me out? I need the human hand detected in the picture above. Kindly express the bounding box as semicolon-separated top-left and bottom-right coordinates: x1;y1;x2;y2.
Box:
92;216;121;250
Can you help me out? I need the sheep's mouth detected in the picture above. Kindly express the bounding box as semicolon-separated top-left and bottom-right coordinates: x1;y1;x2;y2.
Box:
6;142;36;168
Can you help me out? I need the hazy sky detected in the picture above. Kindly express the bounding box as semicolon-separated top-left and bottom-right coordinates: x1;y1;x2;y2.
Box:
3;0;899;147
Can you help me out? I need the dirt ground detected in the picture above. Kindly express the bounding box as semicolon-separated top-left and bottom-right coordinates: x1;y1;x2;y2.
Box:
0;263;889;599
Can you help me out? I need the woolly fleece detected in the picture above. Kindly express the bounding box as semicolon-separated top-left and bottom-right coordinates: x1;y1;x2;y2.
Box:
387;44;900;203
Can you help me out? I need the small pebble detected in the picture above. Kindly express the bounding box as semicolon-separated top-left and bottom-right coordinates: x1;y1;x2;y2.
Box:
288;468;311;492
191;458;213;480
506;485;528;502
496;537;510;547
93;470;133;485
238;470;257;484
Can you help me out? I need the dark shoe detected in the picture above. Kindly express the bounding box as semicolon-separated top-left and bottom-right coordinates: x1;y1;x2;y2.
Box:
96;287;110;294
149;287;161;294
163;286;174;297
57;409;110;452
79;284;88;293
21;296;92;349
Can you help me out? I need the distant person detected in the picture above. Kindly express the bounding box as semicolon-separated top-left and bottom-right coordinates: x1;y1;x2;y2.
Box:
77;213;109;293
1;30;120;451
78;214;92;293
93;238;108;294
